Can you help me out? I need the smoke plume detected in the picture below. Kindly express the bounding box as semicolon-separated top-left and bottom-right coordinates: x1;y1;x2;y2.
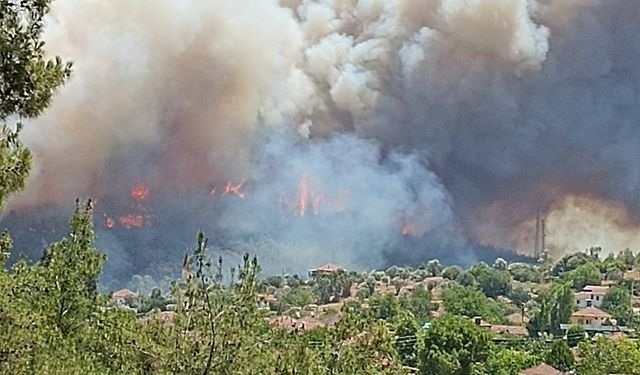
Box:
3;0;640;283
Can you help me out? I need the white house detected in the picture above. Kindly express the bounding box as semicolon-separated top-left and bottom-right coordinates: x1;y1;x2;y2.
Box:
575;285;609;308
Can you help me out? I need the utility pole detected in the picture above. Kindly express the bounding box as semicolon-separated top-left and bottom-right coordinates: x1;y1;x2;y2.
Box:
541;216;546;256
534;211;541;259
533;210;546;259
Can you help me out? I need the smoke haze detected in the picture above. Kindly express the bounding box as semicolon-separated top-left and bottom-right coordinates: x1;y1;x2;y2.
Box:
3;0;640;282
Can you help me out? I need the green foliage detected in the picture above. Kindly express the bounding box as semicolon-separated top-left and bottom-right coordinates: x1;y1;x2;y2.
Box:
0;125;31;209
566;325;586;347
399;286;433;324
281;286;315;307
507;287;531;307
485;348;541;375
565;262;602;290
419;315;493;375
527;283;574;337
442;283;507;324
0;0;73;119
456;271;477;287
602;285;632;325
508;263;542;283
423;259;444;276
442;265;463;280
617;248;636;270
369;293;401;321
551;252;594;277
392;310;421;367
0;229;12;266
546;340;574;372
469;262;512;298
577;337;640;375
0;0;72;209
312;272;352;304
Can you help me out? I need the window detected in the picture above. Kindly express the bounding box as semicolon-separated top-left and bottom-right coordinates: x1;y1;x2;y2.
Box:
578;319;584;324
596;296;600;301
576;300;580;305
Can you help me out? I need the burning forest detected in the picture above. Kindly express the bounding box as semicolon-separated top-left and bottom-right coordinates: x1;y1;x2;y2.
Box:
2;0;640;288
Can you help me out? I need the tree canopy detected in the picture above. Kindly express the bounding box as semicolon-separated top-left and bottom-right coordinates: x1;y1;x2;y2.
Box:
0;0;72;209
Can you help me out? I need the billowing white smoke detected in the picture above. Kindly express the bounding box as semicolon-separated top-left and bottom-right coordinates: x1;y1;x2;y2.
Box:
5;0;640;274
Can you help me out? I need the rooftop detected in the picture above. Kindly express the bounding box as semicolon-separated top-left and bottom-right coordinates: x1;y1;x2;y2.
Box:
309;263;343;273
112;289;137;299
519;363;564;375
574;291;592;299
572;307;611;319
582;285;609;295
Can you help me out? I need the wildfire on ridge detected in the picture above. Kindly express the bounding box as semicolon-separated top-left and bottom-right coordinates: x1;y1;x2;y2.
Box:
223;180;245;199
276;176;351;217
119;214;145;229
104;182;153;230
402;223;419;237
131;184;149;200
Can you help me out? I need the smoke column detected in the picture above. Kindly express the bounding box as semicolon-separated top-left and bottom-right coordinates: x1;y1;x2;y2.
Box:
3;0;640;282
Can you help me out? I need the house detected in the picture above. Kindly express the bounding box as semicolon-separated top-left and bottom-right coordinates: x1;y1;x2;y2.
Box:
471;317;528;337
575;285;609;308
519;363;565;375
571;306;611;327
257;293;278;309
308;263;344;277
111;289;137;305
561;307;633;334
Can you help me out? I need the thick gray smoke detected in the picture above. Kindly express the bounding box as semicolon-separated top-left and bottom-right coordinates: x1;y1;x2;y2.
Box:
3;0;640;282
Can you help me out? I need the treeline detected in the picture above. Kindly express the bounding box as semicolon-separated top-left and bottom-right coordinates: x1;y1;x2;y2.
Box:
2;202;640;374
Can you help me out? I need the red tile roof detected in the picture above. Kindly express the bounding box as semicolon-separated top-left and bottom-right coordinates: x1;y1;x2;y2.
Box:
112;289;137;299
519;363;565;375
490;325;528;336
572;307;611;319
309;263;343;273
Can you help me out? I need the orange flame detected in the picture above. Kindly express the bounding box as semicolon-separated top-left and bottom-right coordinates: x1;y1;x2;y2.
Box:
131;184;149;200
119;214;145;229
223;180;245;199
402;223;419;237
297;177;309;216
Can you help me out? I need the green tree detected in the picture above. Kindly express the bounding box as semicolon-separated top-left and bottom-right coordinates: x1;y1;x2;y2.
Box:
577;337;640;375
508;263;543;283
400;286;433;324
566;325;587;347
486;348;540;375
369;293;401;321
455;271;477;287
617;248;635;270
528;283;574;337
442;283;506;324
602;285;632;325
469;262;512;298
546;340;574;372
423;259;444;276
419;316;493;375
442;265;463;280
281;286;315;307
392;310;421;367
0;0;72;209
566;262;602;290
